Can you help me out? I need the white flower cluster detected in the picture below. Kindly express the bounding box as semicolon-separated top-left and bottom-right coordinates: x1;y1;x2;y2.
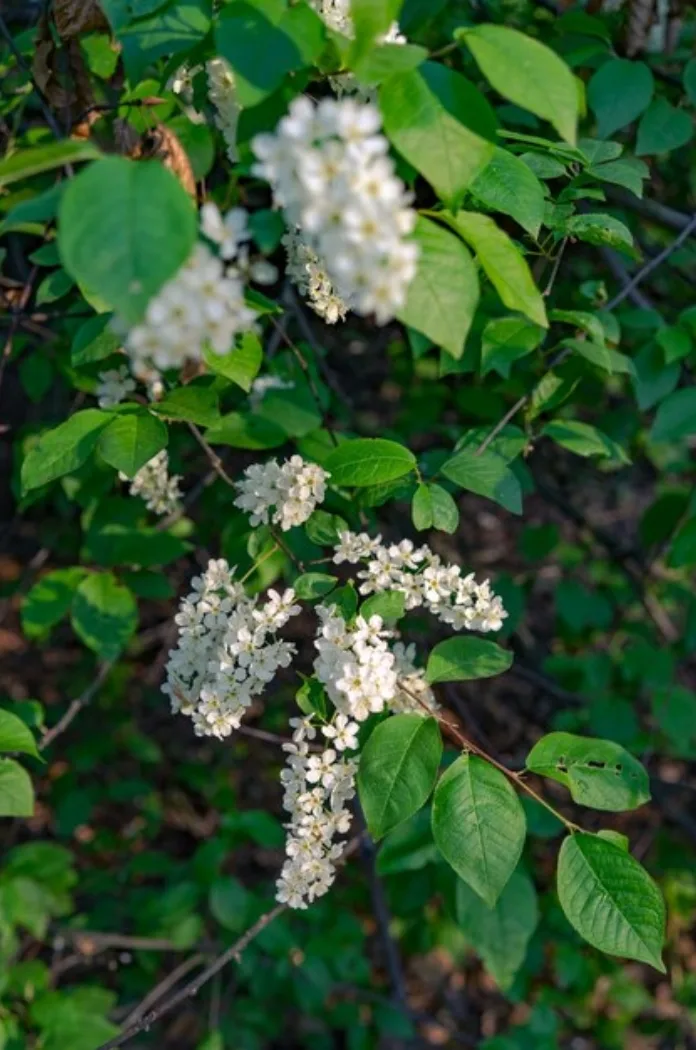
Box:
96;365;135;408
163;559;301;739
124;204;257;374
124;450;182;516
282;228;348;325
309;0;404;43
234;455;328;531
206;58;240;163
314;605;398;721
276;714;358;909
252;97;418;324
333;533;508;633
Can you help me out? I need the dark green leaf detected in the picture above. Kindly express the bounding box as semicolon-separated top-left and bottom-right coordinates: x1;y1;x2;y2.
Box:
71;573;138;660
650;388;696;442
0;710;40;758
456;868;538;990
0;141;101;189
152;386;220;427
557;833;666;971
0;759;34;817
21;568;87;638
526;732;650;811
470;147;546;238
325;438;416;487
203;332;262;392
293;573;338;599
21;410;112;493
98;411;168;477
636;98;693;157
587;59;653;138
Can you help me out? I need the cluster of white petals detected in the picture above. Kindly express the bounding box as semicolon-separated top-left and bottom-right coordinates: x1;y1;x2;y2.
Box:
234;455;328;531
282;228;348;325
163;560;301;739
96;365;135;408
206;58;240;163
276;714;358;909
309;0;404;43
252;97;418;324
333;532;508;633
314;605;398;721
124;205;257;374
391;642;439;715
124;450;182;516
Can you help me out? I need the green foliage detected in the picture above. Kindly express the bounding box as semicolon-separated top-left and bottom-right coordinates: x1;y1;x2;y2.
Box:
432;754;526;906
557;834;666;971
425;636;512;683
324;438;416;486
358;714;442;838
526;732;650;811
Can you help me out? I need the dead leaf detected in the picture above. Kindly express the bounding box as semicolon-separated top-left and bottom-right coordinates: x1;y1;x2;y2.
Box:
53;0;110;39
133;125;196;197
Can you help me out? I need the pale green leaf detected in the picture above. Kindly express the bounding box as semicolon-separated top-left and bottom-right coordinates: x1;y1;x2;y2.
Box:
0;759;34;817
324;438;416;487
425;637;512;684
97;411;168;477
21;410;112;493
470;147;546;238
456;868;538;990
0;710;40;759
0;141;101;189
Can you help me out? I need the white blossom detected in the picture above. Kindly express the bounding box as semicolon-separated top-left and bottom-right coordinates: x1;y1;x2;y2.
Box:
163;560;301;739
234;455;329;531
252;97;418;324
123;205;257;374
206;57;241;163
276;712;358;909
96;365;136;408
391;642;439;716
313;605;398;722
124;450;182;516
333;532;508;633
282;228;348;324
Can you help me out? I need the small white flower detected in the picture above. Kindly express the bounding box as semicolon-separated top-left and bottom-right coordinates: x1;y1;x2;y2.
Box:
234;455;329;532
96;365;136;408
322;714;359;751
124;450;182;516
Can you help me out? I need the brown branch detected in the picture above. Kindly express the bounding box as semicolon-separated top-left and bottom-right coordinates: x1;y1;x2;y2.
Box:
40;663;113;750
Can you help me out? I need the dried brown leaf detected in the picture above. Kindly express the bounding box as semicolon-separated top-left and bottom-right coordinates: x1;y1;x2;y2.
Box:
53;0;109;39
132;125;197;197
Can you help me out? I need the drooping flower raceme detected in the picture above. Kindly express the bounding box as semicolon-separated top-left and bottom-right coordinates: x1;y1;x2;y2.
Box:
96;365;136;408
163;559;301;739
282;228;348;325
124;204;257;374
124;450;183;517
333;533;508;633
252;97;418;324
234;455;329;531
276;713;358;909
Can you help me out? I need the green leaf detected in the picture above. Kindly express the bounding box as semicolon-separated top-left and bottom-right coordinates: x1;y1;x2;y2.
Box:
564;337;636;376
215;0;325;108
353;43;428;84
456;868;538;990
324;438;416;487
358;715;442;839
565;213;637;259
0;710;40;758
442;211;547;327
470;147;546;238
203;332;262;392
542;420;630;464
295;676;328;719
669;519;696;568
71;572;138;660
0;141;102;189
167;116;215;181
84;525;191;569
209;876;250;933
396;216;479;359
432;754;526;905
360;590;406;623
97;411;168;477
650;388;696;442
152;385;220;427
71;316;121;367
21;568;87;639
459;24;578;144
557;833;666;971
656;324;692;364
118;0;212;82
379;62;497;206
293;573;338;599
587;156;649;198
526;732;650;811
587;59;653;138
426;637;512;684
58;156;196;324
481;316;543;378
350;0;402;60
412;483;459;533
440;446;522;514
35;269;74;305
636;98;693;157
304;510;348;546
684;57;696;105
206;411;286;449
0;759;34;817
21;410;112;493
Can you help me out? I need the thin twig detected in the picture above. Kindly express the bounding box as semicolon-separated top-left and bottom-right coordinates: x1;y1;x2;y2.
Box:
40;663;113;750
187;423;238;488
121;952;206;1029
